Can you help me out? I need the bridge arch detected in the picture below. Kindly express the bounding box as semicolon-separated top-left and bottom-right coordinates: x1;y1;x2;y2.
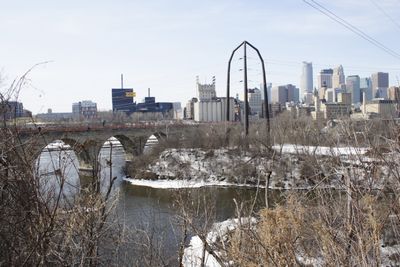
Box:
143;131;167;154
99;135;142;161
35;139;81;206
34;138;90;170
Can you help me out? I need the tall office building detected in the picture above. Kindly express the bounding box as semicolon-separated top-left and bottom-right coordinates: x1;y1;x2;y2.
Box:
248;88;262;115
300;62;313;96
360;77;373;102
332;65;345;89
271;84;299;104
317;69;333;89
371;72;389;98
346;75;361;104
197;76;216;101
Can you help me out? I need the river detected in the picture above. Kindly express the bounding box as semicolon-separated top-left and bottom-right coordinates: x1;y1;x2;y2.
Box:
37;141;277;264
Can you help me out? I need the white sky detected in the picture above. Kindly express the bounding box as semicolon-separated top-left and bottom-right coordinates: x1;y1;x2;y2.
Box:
0;0;399;113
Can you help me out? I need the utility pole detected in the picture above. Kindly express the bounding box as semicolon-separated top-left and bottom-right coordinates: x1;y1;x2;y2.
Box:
243;42;249;135
226;41;270;137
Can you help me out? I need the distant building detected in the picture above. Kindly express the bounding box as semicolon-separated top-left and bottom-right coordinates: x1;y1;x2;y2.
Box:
360;77;373;102
272;86;287;104
112;88;136;113
135;96;173;117
317;69;333;89
337;92;352;106
364;99;399;119
172;102;183;120
346;75;361;104
388;86;400;101
36;110;73;122
269;103;284;118
185;98;198;120
371;72;389;98
260;83;272;104
193;97;235;122
325;88;335;103
300;62;313;96
111;81;173;118
271;84;299;104
197;76;216;101
312;90;351;120
72;100;97;120
332;65;345;89
0;101;30;120
304;92;314;105
248;88;262;116
318;86;327;100
320;103;351;120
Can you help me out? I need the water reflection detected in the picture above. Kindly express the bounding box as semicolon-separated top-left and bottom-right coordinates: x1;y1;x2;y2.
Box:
36;141;80;206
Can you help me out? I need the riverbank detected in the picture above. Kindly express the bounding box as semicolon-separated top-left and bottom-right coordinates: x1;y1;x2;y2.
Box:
126;144;394;191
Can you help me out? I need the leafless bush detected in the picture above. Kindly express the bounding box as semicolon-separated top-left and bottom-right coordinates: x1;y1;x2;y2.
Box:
0;70;125;266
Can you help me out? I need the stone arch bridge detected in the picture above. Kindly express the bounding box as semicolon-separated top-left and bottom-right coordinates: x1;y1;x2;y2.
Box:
18;123;196;175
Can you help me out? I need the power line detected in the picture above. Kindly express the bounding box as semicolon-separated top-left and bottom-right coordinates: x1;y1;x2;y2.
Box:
303;0;400;60
369;0;400;32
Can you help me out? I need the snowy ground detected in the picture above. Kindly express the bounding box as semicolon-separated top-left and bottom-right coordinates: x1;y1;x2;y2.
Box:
182;218;256;267
124;144;397;190
181;218;400;267
123;178;240;189
272;144;369;157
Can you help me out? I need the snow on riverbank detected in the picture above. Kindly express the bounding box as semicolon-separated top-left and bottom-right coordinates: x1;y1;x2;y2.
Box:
125;144;396;191
123;177;340;190
182;217;400;267
183;218;256;267
123;177;239;189
272;144;369;156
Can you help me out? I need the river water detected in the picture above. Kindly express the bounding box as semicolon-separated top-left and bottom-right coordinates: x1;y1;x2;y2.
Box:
37;142;276;263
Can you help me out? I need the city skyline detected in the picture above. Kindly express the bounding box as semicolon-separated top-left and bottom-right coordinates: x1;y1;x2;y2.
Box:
1;0;400;113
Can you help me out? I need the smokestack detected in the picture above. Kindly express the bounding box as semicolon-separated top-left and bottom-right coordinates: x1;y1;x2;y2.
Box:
148;88;150;97
121;74;124;89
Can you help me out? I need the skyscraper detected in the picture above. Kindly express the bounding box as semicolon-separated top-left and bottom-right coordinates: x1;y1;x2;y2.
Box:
332;65;345;89
371;72;389;98
317;69;333;89
271;84;299;104
346;75;361;104
360;77;373;102
300;62;313;96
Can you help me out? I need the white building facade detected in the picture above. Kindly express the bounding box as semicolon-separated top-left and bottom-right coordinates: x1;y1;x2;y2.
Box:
300;62;313;97
194;98;235;122
197;76;216;101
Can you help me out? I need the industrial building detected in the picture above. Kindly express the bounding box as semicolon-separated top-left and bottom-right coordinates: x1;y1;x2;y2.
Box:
193;97;235;122
111;77;174;118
